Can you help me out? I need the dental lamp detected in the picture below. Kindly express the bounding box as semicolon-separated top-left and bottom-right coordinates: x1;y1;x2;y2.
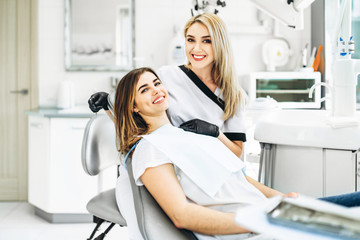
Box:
191;0;226;15
191;0;315;30
248;0;315;30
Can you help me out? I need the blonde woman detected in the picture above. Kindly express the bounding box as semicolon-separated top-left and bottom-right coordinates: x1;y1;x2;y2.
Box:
89;13;246;157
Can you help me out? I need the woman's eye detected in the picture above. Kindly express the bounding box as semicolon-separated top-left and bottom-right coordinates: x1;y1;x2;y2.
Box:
154;82;161;86
141;88;148;94
203;39;211;43
187;38;194;42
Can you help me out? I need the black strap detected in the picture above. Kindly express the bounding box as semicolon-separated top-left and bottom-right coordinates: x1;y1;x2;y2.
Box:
224;132;246;142
179;65;225;111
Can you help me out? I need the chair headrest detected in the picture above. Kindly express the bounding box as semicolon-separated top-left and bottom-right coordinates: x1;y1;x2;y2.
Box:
107;91;115;116
81;115;121;176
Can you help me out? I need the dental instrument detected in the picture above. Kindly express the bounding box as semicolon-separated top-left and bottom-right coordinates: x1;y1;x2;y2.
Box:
307;47;316;68
312;45;322;72
301;43;309;68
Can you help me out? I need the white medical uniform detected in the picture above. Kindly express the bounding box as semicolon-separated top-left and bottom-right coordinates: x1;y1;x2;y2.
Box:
116;65;248;239
157;65;246;142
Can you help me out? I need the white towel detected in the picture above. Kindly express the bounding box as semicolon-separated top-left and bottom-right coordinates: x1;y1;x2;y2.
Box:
142;124;244;197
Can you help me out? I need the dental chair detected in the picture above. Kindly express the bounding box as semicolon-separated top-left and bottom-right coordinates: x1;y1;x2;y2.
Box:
81;114;126;240
82;114;198;240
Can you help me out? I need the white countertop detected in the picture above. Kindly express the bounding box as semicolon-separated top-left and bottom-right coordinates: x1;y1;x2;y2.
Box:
25;106;102;118
253;110;360;150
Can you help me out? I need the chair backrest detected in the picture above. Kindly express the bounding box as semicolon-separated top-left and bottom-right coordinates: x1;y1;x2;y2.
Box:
126;158;198;240
82;115;197;240
81;115;121;176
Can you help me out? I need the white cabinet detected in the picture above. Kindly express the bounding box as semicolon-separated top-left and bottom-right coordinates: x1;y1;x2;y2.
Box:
325;149;356;196
28;116;98;222
254;110;360;198
260;144;357;198
271;145;324;197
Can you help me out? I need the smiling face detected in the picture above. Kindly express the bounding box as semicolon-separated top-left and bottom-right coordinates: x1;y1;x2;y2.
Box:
133;71;169;118
185;22;214;72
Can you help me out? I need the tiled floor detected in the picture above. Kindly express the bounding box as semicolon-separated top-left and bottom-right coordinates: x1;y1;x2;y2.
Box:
0;202;128;240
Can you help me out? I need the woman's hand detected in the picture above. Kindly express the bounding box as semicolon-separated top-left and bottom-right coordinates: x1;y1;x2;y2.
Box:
179;119;219;137
283;192;299;198
88;92;109;113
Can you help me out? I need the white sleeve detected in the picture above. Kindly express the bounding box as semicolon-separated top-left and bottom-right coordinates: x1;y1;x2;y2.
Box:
132;139;172;186
222;107;247;142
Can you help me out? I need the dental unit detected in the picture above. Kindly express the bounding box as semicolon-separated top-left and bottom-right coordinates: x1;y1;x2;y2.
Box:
309;0;360;126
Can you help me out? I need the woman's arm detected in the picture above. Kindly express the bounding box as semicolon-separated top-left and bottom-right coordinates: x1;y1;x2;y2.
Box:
140;163;249;235
218;132;243;158
245;176;298;198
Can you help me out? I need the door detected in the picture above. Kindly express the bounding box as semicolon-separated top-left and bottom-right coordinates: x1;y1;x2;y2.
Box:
0;0;38;200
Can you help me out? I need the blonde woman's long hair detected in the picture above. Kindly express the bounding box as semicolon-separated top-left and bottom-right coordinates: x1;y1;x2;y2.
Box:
113;67;159;154
184;13;247;120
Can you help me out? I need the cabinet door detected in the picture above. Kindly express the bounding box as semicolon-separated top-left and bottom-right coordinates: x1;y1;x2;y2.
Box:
273;145;323;198
28;116;51;209
49;118;97;213
325;149;356;197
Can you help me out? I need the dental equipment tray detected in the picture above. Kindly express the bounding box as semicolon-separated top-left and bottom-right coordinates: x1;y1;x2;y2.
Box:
266;198;360;239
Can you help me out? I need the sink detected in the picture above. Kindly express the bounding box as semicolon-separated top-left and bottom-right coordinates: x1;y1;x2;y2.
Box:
254;110;360;150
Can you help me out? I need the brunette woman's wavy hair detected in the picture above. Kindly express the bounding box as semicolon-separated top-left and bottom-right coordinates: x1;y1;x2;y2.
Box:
113;67;160;155
184;13;247;120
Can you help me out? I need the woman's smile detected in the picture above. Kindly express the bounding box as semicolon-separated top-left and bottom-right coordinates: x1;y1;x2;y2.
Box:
192;54;206;61
153;95;165;104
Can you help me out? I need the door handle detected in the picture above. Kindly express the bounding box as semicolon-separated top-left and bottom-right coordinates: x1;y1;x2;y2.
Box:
10;89;28;95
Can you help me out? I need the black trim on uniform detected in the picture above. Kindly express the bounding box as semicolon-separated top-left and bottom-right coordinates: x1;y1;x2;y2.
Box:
179;65;225;111
224;132;246;142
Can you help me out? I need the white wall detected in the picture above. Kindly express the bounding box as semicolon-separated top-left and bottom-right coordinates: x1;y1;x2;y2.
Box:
38;0;121;107
38;0;311;107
